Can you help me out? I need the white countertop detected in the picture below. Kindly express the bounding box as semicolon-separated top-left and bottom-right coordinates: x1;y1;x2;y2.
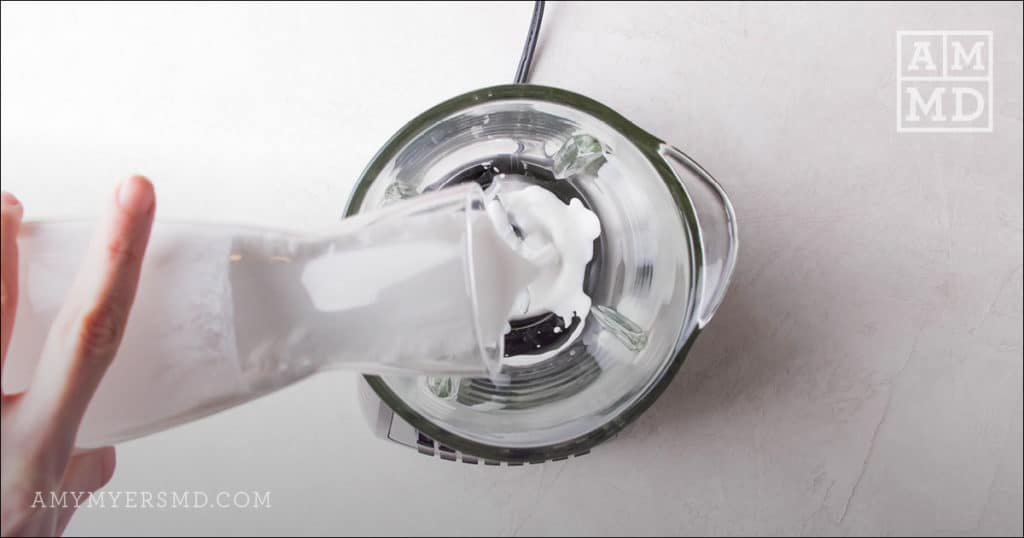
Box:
2;2;1021;536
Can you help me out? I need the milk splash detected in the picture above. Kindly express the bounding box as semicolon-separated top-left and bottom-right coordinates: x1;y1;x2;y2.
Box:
492;184;601;326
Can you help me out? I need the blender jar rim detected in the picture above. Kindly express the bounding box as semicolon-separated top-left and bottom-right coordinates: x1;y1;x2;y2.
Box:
344;83;707;462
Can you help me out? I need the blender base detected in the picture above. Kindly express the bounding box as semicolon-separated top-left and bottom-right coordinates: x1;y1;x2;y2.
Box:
358;378;595;465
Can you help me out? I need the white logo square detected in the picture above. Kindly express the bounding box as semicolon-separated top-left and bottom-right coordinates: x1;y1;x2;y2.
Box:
897;31;993;133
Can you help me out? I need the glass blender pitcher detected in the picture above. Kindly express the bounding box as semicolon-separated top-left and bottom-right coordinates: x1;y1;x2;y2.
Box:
350;84;738;463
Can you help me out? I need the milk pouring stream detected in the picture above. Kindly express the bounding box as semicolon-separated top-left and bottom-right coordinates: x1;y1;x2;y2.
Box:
4;182;600;447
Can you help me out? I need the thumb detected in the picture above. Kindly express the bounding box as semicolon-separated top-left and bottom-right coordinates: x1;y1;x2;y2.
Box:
55;446;116;535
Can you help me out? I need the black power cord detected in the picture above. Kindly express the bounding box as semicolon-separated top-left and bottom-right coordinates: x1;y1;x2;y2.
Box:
513;1;545;84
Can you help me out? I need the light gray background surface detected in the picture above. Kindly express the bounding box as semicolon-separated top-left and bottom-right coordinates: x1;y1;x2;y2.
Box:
2;2;1021;536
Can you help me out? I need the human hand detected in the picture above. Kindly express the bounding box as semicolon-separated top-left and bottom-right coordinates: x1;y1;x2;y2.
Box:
1;176;155;536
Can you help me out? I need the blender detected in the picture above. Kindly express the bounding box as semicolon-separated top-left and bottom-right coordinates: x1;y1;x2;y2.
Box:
350;81;738;464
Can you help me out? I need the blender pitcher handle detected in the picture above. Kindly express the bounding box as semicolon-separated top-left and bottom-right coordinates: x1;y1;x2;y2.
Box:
659;145;739;328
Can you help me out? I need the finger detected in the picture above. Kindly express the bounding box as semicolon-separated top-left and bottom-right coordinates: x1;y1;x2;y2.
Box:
61;446;116;493
24;176;154;438
55;446;116;535
1;191;24;371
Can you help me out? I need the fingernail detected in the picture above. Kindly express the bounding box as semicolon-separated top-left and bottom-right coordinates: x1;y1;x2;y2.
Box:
102;446;117;473
1;191;23;217
1;191;20;207
117;176;154;214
